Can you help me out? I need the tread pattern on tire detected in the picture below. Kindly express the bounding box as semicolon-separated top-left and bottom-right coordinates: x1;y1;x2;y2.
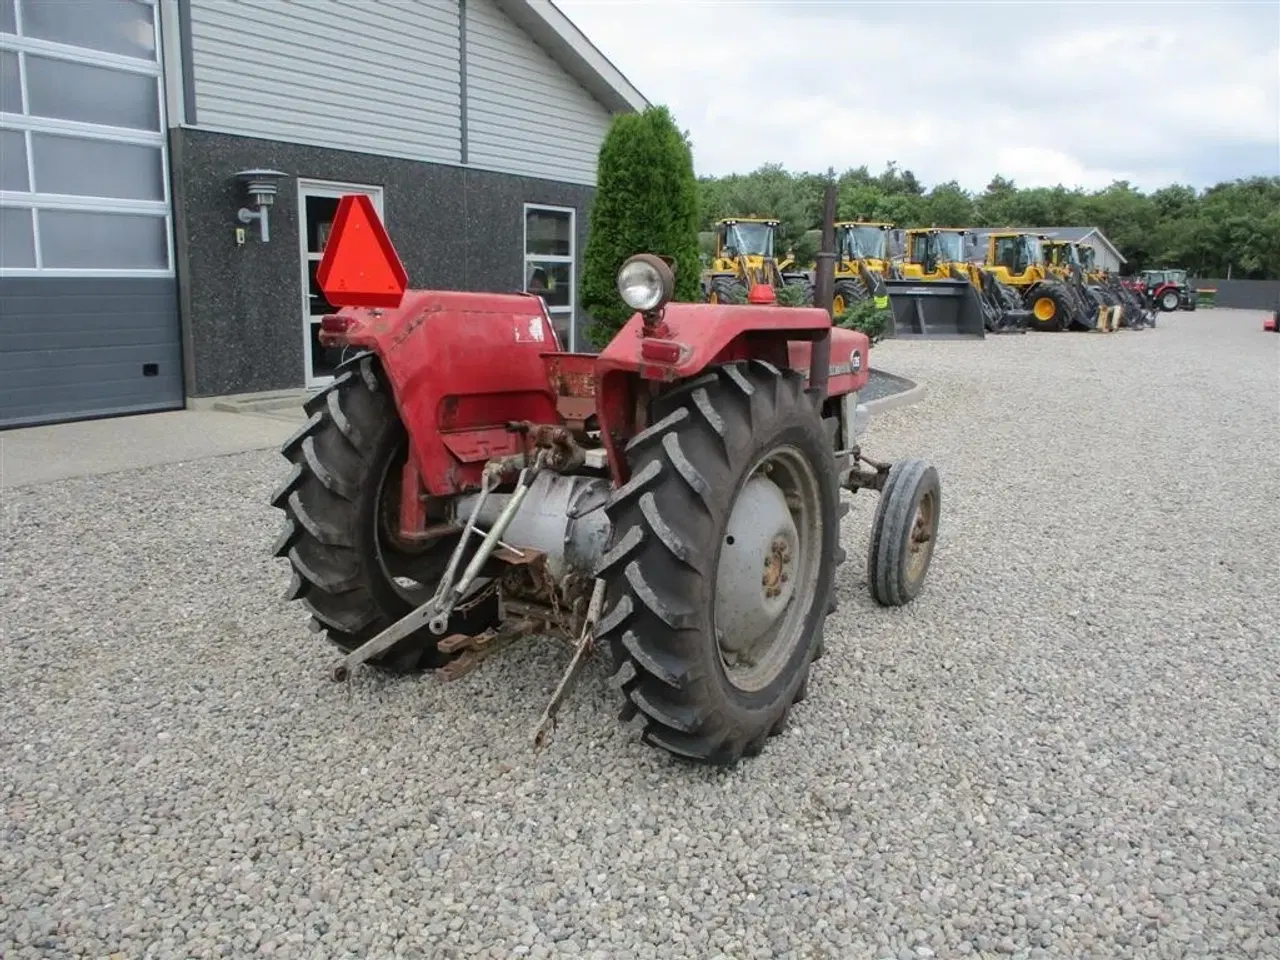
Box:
709;275;748;304
270;351;482;672
1025;282;1070;332
833;277;869;312
595;361;842;765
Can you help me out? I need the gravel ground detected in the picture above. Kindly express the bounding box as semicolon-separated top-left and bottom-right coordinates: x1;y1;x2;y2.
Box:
3;309;1278;960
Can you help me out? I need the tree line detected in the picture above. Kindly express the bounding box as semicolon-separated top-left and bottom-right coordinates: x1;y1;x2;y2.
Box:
696;163;1280;280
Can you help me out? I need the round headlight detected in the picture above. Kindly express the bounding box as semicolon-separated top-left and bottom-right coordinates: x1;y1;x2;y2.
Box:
617;254;674;312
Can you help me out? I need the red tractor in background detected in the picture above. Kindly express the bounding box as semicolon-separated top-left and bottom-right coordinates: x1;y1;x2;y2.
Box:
1141;268;1197;312
270;185;941;766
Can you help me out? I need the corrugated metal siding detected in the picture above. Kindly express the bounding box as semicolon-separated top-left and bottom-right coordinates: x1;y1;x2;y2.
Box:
0;278;184;428
465;0;611;185
187;0;462;164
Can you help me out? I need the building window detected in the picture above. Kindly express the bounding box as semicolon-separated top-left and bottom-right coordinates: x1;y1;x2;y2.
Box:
0;0;171;277
523;203;575;350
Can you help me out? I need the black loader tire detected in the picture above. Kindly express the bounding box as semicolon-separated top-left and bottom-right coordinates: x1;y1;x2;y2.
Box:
866;458;940;607
832;278;869;315
270;352;499;672
709;275;747;304
1026;283;1070;332
595;360;842;765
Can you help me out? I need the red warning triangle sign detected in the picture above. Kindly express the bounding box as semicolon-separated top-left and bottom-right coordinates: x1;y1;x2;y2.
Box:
316;194;408;309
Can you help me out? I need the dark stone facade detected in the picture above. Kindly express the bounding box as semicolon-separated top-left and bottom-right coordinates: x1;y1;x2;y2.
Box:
170;128;594;397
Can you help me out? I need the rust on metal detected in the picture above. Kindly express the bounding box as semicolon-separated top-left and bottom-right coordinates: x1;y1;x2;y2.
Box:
844;452;891;494
544;354;599;431
544;355;597;399
492;544;545;567
435;621;536;681
505;422;587;473
762;535;792;599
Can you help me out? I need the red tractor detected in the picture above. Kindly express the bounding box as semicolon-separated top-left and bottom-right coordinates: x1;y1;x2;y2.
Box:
271;189;941;766
1141;268;1197;312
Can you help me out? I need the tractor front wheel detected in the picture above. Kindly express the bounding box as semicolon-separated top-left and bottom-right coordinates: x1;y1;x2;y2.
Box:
270;353;499;672
596;361;841;765
867;458;941;607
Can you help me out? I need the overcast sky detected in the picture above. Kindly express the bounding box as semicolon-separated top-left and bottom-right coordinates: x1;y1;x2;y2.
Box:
556;0;1280;193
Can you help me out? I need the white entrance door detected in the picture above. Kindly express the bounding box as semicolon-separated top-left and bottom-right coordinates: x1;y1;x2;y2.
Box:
297;179;385;388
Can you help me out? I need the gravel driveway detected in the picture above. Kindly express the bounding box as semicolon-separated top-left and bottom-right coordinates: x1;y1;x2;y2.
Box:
3;309;1277;960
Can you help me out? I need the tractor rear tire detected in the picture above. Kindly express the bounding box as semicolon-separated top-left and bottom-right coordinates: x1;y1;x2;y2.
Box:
832;278;869;315
596;360;841;765
867;458;941;607
1026;284;1069;332
1159;289;1180;312
271;352;499;672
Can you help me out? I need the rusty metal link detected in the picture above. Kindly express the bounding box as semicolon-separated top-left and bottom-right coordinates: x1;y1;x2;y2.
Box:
435;620;536;682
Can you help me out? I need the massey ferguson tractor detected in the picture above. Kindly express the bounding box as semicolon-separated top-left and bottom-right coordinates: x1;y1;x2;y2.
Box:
270;185;941;766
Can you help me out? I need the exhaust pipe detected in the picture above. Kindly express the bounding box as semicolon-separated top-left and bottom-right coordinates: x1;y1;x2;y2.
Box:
809;175;837;407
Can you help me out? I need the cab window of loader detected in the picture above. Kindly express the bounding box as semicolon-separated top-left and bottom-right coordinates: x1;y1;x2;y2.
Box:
725;223;774;258
843;226;888;261
994;236;1022;270
934;233;964;262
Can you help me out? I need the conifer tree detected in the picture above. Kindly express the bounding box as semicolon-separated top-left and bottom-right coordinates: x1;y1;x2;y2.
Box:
580;106;701;347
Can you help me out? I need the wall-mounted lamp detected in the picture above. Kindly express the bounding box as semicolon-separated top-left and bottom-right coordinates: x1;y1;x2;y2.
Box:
234;168;288;243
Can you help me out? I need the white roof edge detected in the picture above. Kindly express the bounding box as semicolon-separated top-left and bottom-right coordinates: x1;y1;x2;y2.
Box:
1078;227;1127;265
495;0;652;114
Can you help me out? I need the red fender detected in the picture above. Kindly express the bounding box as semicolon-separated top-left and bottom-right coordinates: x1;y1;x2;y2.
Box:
324;292;563;497
591;302;871;483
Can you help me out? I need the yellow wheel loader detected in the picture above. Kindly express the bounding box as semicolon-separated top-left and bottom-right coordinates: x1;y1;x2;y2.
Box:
700;217;809;303
899;228;1029;334
830;221;897;314
981;232;1096;332
1070;243;1157;329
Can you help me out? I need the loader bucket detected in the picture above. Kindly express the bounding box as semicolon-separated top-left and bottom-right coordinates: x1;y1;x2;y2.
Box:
881;277;986;339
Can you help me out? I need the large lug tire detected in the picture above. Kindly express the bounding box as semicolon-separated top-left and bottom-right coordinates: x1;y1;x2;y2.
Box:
270;352;499;672
866;458;940;608
1026;284;1068;332
832;278;869;315
708;276;747;305
595;361;842;765
1159;289;1180;312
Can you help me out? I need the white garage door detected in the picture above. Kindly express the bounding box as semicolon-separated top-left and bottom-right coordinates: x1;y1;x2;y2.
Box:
0;0;182;428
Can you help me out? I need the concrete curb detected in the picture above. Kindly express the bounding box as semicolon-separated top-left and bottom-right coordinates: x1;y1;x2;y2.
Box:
862;369;926;415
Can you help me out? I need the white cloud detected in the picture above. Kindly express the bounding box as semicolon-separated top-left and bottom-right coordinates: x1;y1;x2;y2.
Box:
558;0;1280;191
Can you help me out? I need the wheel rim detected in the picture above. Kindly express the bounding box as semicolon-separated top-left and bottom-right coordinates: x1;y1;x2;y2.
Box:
1162;292;1178;310
833;293;846;314
372;438;449;606
713;444;823;693
905;488;937;583
1034;297;1056;321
